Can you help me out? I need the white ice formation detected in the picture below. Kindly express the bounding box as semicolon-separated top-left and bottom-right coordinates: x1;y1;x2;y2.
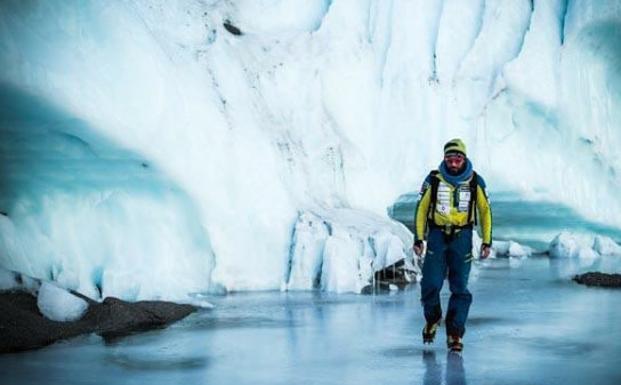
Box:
0;268;19;291
0;267;41;294
548;231;621;275
550;232;598;260
284;209;416;293
1;267;89;321
1;1;621;298
549;231;621;274
36;282;89;322
493;240;533;259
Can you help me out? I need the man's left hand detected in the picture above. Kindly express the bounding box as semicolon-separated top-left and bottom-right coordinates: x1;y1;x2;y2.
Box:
480;244;491;259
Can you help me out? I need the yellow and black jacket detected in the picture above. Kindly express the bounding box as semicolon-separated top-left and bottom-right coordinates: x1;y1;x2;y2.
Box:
414;170;492;245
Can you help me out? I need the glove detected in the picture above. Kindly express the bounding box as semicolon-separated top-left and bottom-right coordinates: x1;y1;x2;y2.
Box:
480;243;491;259
413;240;424;255
413;240;425;269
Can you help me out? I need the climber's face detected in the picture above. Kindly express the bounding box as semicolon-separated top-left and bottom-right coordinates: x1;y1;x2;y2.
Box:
444;154;465;174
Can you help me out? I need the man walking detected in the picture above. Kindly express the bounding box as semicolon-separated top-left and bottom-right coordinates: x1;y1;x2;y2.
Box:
413;138;492;353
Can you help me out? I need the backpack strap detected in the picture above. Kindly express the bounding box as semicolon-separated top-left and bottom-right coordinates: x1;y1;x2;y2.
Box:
468;171;478;225
428;170;440;221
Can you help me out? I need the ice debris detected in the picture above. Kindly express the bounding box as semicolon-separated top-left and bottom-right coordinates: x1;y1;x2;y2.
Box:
284;209;418;294
549;232;621;259
37;282;89;322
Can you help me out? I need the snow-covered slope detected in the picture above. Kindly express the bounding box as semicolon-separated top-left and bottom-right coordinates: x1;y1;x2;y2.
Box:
1;0;620;297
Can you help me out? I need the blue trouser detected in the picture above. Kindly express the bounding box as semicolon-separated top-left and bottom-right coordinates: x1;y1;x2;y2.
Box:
420;227;473;337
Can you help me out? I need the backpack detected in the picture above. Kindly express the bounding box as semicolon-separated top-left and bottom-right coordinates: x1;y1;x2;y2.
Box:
427;170;478;225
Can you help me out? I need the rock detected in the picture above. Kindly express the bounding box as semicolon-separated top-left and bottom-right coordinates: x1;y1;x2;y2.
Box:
223;20;242;36
573;272;621;288
0;291;197;354
92;297;197;341
361;258;417;294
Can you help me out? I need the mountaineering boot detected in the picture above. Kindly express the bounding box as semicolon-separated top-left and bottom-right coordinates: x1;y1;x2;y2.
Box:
447;335;463;353
422;320;441;344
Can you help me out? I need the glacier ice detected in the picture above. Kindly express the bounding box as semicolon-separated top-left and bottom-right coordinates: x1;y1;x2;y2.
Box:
1;0;621;297
549;232;621;259
37;282;89;322
0;268;18;291
547;231;621;276
1;266;92;321
593;235;621;256
549;231;600;260
548;231;621;274
284;208;417;294
492;240;533;259
0;267;41;294
0;86;215;301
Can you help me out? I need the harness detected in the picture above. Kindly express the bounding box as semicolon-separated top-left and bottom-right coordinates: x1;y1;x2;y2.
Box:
427;170;478;237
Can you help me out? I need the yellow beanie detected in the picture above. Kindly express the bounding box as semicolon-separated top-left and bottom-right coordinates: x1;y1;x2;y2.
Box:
444;138;467;157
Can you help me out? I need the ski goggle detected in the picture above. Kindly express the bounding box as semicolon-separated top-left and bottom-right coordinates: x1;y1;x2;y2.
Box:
444;154;465;164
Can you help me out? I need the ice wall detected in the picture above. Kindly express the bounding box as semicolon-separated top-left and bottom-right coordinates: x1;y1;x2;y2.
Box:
1;0;620;296
0;85;213;300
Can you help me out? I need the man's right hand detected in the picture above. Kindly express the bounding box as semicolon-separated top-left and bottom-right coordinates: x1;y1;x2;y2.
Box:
413;240;424;257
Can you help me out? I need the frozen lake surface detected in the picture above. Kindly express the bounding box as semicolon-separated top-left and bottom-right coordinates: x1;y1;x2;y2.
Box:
1;256;621;385
2;196;620;384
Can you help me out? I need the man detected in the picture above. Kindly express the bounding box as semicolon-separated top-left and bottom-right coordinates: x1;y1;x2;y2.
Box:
413;138;492;353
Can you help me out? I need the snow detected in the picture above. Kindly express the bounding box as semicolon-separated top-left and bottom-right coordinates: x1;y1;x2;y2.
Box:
37;282;89;322
1;1;621;298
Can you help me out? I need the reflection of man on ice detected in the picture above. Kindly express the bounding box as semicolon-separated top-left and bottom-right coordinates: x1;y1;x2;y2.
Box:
413;139;492;353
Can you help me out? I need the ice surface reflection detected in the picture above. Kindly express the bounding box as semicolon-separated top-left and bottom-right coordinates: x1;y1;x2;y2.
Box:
1;257;621;385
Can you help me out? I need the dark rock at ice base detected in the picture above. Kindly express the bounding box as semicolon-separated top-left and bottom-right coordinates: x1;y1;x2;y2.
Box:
573;272;621;288
89;297;197;341
223;20;242;36
0;291;197;354
361;258;417;294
